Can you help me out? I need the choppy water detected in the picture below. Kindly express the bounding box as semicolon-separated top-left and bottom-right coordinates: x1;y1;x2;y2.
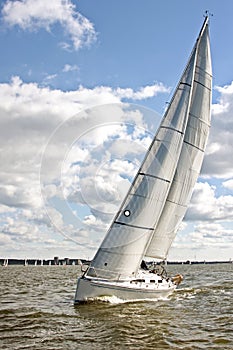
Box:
0;263;232;349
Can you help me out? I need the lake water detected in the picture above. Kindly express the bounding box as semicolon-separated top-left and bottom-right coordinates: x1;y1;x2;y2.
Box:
0;263;232;349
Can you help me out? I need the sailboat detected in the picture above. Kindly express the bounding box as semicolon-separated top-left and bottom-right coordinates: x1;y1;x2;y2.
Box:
74;15;212;303
2;258;8;267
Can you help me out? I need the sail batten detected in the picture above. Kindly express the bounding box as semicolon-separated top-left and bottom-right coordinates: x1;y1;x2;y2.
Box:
159;126;185;134
139;173;171;182
183;140;205;152
86;18;211;279
193;79;211;90
114;221;154;231
189;113;211;126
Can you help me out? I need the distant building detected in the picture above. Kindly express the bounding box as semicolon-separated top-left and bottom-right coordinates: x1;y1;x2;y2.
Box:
54;256;59;265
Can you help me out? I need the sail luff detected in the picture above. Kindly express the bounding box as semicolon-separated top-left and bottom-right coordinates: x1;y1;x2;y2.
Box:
145;18;212;260
87;35;199;280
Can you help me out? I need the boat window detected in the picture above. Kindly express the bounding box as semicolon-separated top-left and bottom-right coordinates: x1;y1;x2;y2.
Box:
158;280;163;283
131;279;145;283
124;210;131;217
150;280;155;283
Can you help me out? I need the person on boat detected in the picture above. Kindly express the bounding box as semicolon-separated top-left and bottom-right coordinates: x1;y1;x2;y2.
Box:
140;260;149;270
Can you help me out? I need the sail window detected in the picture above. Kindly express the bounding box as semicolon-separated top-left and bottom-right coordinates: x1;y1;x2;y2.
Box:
124;210;131;217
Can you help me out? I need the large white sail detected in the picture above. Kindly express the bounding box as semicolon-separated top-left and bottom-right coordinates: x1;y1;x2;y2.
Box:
86;38;199;280
145;17;212;259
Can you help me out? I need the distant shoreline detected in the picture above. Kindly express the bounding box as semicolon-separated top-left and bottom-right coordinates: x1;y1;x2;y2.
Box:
0;258;88;266
1;258;232;266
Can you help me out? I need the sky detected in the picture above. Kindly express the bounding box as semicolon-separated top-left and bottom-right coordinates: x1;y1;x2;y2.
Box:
0;0;233;262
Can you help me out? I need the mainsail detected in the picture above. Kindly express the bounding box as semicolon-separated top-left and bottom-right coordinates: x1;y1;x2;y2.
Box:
86;17;212;280
145;17;212;259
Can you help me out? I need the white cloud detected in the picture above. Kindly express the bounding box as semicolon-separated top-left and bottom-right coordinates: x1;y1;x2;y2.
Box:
43;74;58;85
2;0;97;50
186;182;233;222
0;204;16;214
201;83;233;178
0;232;12;246
170;220;233;262
0;75;167;258
116;83;170;100
62;64;79;73
193;222;233;243
1;74;233;260
58;115;150;222
223;179;233;191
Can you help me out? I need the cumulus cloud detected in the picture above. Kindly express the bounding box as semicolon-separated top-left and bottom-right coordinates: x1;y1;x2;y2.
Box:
0;76;167;127
1;0;97;50
186;182;233;222
223;179;233;191
201;83;233;179
193;222;233;244
171;221;233;260
1;73;233;260
40;103;157;239
116;83;170;100
170;180;233;259
0;75;167;258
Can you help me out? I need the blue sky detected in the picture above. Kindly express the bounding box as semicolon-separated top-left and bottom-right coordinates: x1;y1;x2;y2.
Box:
0;0;233;261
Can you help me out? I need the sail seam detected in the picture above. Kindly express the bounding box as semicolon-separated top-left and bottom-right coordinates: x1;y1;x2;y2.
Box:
189;113;211;127
183;140;205;152
194;79;211;91
166;199;187;207
139;172;171;183
196;65;212;78
114;221;154;231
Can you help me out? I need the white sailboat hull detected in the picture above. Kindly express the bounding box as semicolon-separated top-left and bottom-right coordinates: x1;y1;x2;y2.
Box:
74;273;177;303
